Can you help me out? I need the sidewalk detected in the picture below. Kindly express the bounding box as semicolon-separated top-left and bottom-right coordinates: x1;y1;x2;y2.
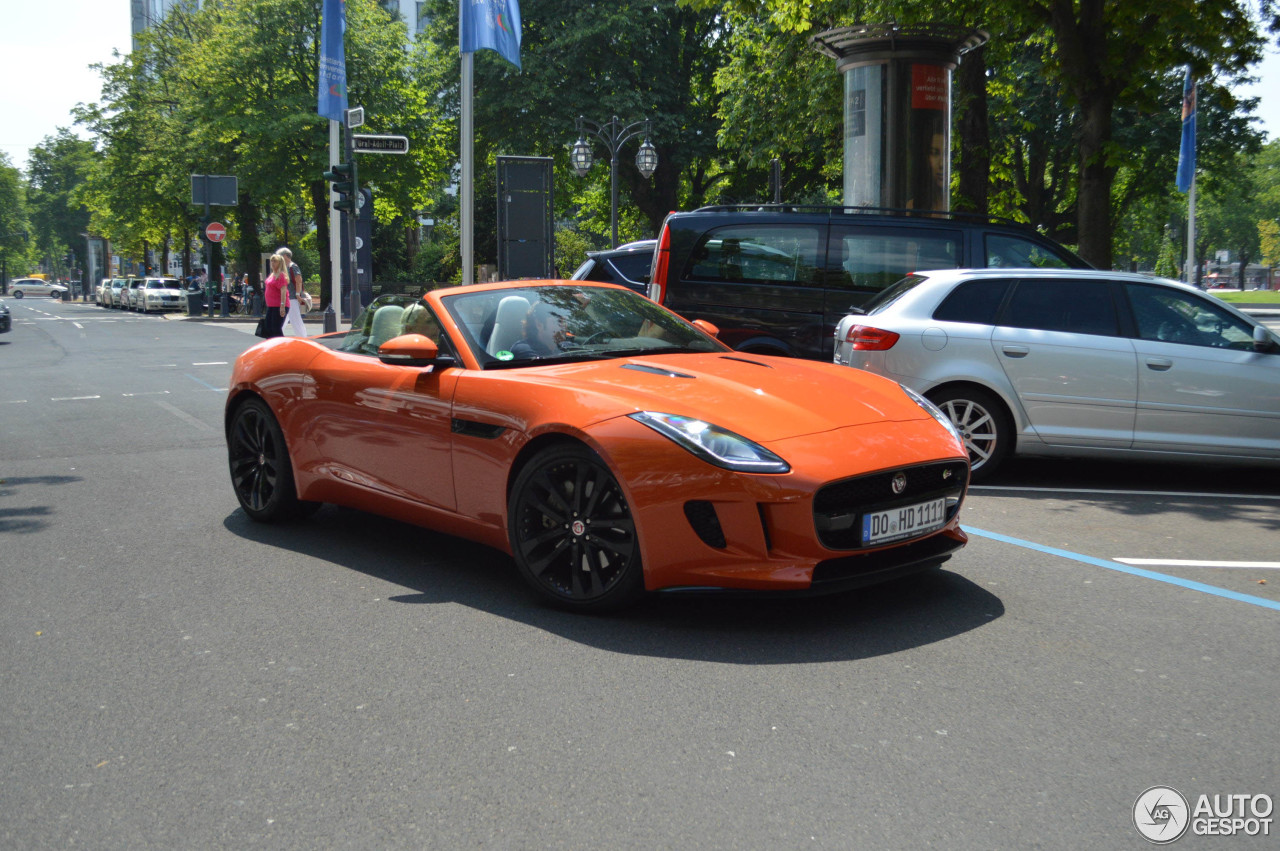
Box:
59;297;350;330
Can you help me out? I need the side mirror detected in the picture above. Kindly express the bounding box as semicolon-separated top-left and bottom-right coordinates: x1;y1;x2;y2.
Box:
1254;325;1277;353
691;319;720;338
378;333;449;367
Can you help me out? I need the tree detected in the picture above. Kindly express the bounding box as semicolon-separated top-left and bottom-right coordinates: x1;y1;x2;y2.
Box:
0;152;32;285
421;0;728;254
79;0;451;298
26;131;97;278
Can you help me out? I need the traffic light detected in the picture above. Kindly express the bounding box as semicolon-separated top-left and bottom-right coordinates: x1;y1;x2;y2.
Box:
324;161;358;214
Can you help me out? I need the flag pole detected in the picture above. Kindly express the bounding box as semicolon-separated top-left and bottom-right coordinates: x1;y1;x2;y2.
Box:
461;51;474;286
1187;180;1196;286
330;119;342;317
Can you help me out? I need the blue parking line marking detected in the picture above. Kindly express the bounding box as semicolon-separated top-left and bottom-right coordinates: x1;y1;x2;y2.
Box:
967;527;1280;612
184;373;221;391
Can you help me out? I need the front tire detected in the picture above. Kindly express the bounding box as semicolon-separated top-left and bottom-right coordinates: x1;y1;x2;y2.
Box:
227;397;315;522
508;444;644;612
927;386;1013;481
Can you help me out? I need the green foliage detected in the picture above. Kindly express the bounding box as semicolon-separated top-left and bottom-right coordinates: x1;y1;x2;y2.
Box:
554;228;592;278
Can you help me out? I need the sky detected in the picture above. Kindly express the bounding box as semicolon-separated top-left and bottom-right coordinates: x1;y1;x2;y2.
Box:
1;2;1277;175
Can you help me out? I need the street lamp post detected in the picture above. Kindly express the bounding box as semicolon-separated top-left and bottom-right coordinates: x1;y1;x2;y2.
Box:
571;116;659;248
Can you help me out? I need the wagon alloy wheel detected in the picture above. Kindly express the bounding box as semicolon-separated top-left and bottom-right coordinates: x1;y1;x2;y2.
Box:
227;398;311;521
509;445;644;611
928;386;1012;481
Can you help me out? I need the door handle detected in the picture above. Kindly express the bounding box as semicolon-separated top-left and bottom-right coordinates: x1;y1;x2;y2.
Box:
1145;358;1173;371
1000;345;1029;358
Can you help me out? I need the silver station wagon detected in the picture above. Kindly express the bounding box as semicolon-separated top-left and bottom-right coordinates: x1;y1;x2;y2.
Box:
834;268;1280;479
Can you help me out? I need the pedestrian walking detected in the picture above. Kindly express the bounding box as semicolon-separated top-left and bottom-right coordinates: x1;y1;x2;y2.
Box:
260;254;290;339
277;246;308;337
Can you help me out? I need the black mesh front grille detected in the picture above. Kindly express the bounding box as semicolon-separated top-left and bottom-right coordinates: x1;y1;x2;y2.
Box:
684;500;727;549
813;460;968;550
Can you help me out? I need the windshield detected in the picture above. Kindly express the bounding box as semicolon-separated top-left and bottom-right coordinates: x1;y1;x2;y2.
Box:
442;284;728;368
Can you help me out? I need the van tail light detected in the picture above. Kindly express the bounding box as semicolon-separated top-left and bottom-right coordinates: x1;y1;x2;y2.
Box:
843;324;900;350
648;221;672;303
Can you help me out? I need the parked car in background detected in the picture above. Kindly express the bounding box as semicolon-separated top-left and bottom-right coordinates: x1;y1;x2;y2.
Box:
226;281;970;612
833;268;1280;479
120;278;145;311
647;205;1090;361
9;278;69;299
570;240;655;294
0;300;10;333
107;278;130;308
133;277;185;313
95;278;113;306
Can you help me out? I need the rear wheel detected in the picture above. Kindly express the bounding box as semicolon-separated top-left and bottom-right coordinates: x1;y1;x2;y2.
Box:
927;386;1013;481
12;291;23;299
227;397;316;521
508;444;644;612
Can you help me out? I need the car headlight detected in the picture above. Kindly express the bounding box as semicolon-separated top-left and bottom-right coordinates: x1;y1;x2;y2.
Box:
629;412;789;473
901;385;965;449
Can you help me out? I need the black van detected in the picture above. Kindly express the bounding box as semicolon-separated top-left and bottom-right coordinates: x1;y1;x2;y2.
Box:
648;205;1090;360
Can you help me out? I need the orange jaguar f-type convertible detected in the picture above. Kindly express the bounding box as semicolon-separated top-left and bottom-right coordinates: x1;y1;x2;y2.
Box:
226;281;969;611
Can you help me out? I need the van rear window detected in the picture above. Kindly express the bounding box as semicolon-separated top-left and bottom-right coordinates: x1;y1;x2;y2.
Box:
828;229;960;293
684;226;821;286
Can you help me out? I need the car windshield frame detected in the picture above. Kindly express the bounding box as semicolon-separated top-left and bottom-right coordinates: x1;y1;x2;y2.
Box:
440;284;730;369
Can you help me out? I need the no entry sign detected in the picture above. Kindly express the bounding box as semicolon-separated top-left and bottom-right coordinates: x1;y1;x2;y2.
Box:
205;222;227;243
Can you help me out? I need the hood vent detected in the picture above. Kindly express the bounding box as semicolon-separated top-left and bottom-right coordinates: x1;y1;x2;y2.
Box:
719;355;772;368
622;364;694;379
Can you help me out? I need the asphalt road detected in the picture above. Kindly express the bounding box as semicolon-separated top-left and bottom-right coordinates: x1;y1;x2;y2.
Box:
2;297;1277;850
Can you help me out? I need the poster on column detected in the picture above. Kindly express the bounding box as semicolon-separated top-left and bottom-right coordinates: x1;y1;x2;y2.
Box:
908;64;948;211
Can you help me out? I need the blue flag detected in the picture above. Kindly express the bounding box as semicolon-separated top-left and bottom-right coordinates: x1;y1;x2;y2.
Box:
460;0;522;70
1176;66;1196;193
317;0;348;122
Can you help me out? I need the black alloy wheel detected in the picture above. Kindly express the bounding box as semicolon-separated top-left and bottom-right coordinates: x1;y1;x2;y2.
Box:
227;397;315;522
508;444;644;612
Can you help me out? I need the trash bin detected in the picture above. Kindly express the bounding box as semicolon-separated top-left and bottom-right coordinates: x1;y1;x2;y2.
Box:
187;292;205;315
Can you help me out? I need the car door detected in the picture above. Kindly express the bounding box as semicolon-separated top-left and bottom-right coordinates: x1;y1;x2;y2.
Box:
990;277;1137;447
305;300;461;509
1123;281;1280;458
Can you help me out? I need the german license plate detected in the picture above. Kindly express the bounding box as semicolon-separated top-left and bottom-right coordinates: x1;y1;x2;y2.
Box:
861;498;946;546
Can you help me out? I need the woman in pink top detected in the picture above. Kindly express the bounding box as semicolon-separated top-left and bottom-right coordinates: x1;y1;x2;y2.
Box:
261;254;290;338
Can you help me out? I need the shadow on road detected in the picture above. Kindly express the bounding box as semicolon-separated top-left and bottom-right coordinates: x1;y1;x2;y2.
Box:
0;475;82;534
977;457;1280;531
222;504;1003;665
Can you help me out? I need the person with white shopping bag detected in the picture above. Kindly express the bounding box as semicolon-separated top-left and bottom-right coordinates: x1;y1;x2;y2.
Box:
278;246;311;336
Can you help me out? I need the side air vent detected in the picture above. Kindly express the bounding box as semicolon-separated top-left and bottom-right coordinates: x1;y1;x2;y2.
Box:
451;419;506;439
684;500;727;549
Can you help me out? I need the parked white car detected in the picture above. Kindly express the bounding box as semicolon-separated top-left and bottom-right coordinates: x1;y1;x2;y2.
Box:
834;268;1280;479
133;277;185;313
107;278;130;308
9;278;69;299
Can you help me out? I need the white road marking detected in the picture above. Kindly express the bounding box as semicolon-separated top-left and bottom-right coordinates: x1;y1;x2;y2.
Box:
154;399;213;432
50;395;102;402
1115;558;1280;570
191;362;228;366
3;400;29;404
122;390;171;397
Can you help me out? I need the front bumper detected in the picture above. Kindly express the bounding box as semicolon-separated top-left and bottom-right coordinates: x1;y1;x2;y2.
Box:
584;417;970;593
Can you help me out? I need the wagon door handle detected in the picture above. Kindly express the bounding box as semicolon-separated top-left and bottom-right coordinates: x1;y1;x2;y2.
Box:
1000;345;1029;358
1145;358;1173;371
